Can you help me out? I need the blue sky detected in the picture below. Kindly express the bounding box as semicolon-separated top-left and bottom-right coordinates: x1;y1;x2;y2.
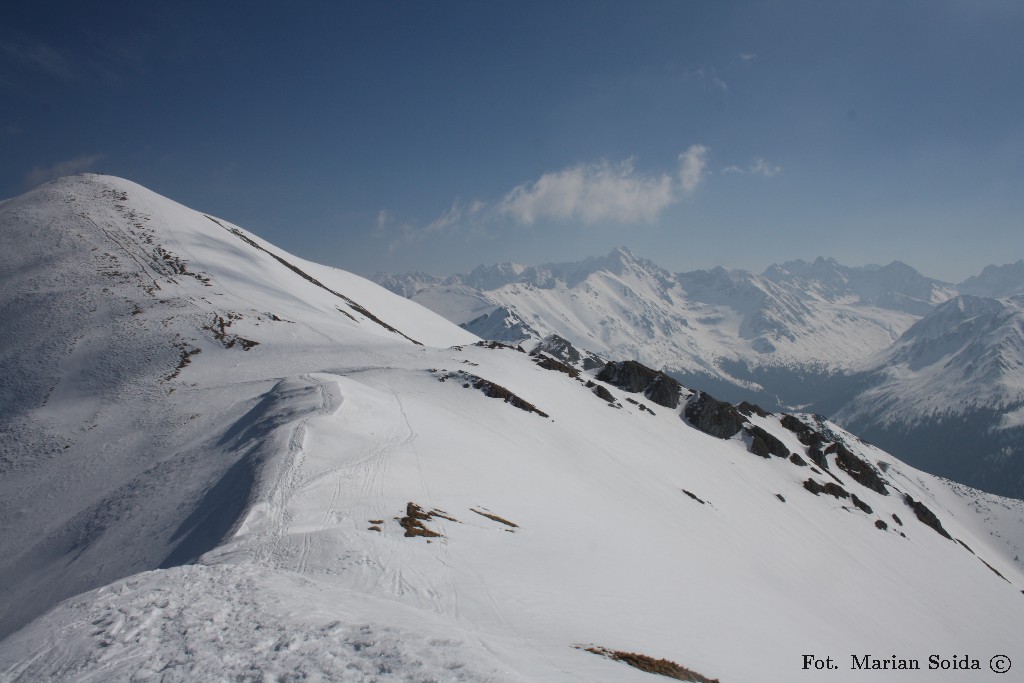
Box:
2;1;1022;281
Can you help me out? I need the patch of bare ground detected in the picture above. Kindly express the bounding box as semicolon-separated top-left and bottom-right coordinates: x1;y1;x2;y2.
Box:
470;508;519;529
398;503;459;538
166;342;201;380
204;313;259;350
577;645;720;682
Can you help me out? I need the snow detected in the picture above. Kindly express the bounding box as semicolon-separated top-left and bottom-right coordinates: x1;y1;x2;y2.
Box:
2;175;1024;682
837;295;1024;425
377;248;931;386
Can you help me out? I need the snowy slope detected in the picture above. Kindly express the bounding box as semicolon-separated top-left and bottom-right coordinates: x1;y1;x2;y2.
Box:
2;176;1024;682
0;174;476;639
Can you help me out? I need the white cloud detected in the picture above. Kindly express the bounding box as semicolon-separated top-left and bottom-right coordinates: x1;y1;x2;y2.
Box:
721;157;782;178
679;144;709;194
25;154;104;189
750;157;782;177
372;209;392;237
425;200;469;235
374;147;712;247
497;157;680;226
378;198;486;250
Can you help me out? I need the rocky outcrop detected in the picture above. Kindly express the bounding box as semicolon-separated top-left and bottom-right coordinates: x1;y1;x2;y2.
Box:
437;370;550;418
827;442;889;495
780;414;825;449
684;392;745;439
473;340;525;352
738;401;769;418
586;380;616;403
902;494;952;540
597;360;682;409
803;478;850;499
472;377;549;418
745;425;789;458
850;493;873;514
532;334;605;371
531;353;580;378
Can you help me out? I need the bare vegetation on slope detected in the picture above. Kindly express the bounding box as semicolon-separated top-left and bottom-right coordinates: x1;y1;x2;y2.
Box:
577;645;720;682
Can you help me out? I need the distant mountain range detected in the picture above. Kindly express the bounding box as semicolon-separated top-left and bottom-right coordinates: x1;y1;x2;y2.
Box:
376;249;1024;497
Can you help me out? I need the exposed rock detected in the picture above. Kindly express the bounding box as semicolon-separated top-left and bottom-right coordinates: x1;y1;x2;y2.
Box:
956;539;975;555
532;333;605;370
789;453;808;467
892;513;903;526
979;557;1009;582
781;414;824;448
474;340;525;352
591;384;615;403
472;377;550;418
684;391;746;439
442;371;550;417
828;442;889;495
902;494;952;540
745;425;788;458
531;353;580;378
737;401;769;418
646;375;683;410
850;493;873;514
748;435;771;459
776;494;786;503
807;446;829;470
596;360;682;409
681;489;706;505
875;519;888;530
803;479;850;499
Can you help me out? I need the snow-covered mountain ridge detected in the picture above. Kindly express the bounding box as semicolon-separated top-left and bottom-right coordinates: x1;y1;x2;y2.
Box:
376;248;963;394
2;176;1024;682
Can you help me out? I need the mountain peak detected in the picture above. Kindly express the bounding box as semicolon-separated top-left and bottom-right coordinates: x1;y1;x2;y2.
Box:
959;260;1024;299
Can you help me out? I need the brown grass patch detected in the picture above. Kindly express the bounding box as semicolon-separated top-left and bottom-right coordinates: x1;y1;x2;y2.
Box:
398;502;459;538
577;645;720;682
470;508;519;528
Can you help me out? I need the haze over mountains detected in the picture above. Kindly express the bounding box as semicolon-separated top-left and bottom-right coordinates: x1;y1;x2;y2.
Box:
376;249;1024;498
2;175;1023;681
